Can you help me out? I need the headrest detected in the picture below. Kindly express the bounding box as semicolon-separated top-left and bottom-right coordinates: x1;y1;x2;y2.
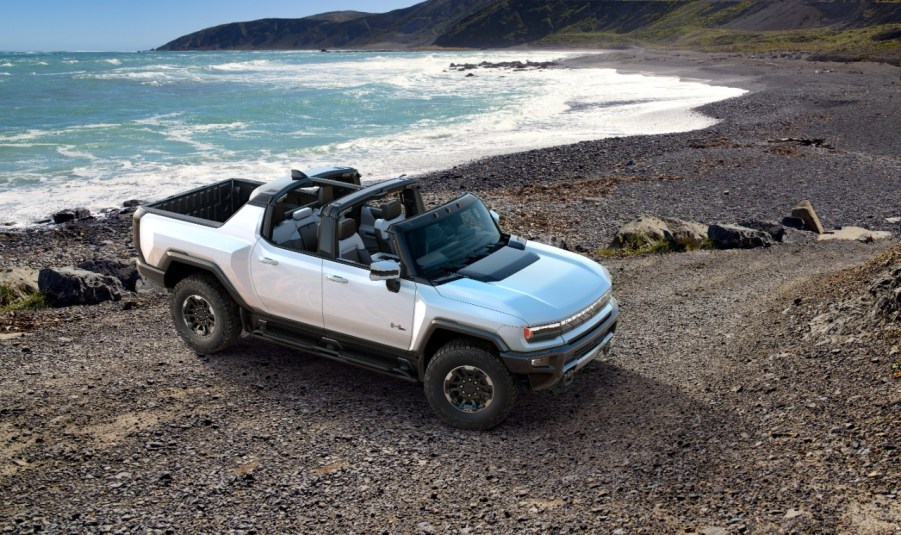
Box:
380;199;403;220
291;207;313;221
338;218;357;240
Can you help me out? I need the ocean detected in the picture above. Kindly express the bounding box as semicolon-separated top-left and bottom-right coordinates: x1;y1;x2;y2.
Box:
0;50;745;225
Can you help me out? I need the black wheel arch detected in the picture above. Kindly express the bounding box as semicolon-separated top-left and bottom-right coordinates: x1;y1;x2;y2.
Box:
416;320;511;381
157;252;253;311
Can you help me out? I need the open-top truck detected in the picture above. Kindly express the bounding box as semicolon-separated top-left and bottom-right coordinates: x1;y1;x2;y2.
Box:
133;167;618;430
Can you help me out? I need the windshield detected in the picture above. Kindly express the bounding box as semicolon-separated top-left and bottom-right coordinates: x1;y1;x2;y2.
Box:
397;196;502;280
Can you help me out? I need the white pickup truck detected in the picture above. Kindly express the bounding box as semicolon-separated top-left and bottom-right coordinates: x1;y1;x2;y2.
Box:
133;167;618;430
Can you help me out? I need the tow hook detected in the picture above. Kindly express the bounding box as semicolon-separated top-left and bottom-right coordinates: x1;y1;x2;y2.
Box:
562;369;575;386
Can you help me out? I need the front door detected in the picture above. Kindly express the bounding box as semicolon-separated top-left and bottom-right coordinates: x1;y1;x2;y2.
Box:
321;260;416;350
250;240;323;328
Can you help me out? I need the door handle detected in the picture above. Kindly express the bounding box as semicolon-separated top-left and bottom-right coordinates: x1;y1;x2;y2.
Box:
258;257;278;265
326;274;348;284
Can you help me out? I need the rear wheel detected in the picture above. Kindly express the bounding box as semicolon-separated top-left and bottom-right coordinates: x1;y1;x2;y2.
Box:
170;273;242;354
424;340;516;430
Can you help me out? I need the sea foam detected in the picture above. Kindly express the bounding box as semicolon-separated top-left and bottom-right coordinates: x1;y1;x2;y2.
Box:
0;50;746;226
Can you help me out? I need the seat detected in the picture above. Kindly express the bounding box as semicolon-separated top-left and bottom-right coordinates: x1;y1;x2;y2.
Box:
373;199;405;253
337;218;371;265
274;207;319;252
293;207;319;252
272;215;301;247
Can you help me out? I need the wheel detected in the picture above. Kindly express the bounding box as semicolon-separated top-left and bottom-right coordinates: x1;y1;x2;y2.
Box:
424;340;516;430
170;273;242;354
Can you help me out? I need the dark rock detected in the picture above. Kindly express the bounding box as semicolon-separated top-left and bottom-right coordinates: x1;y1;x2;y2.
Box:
37;267;125;307
122;200;143;208
51;208;92;224
52;211;76;224
76;259;140;292
738;220;786;242
781;216;805;230
708;224;774;249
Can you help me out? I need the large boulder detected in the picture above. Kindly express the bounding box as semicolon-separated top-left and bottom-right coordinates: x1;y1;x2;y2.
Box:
612;216;708;250
738;220;786;242
38;267;124;307
612;216;672;248
0;267;39;304
791;200;825;234
77;259;140;292
661;217;709;250
707;224;774;249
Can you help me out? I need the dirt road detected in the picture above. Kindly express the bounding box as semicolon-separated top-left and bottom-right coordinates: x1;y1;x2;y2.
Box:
2;238;898;534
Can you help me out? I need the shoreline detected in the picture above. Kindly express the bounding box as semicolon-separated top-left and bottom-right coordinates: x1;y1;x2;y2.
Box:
2;49;899;241
0;47;746;229
561;48;767;91
417;49;901;248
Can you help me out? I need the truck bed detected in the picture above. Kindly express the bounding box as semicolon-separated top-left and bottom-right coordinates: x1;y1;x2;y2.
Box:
145;179;263;227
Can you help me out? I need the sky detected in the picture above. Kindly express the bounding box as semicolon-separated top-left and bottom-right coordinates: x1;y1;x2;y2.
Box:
0;1;423;52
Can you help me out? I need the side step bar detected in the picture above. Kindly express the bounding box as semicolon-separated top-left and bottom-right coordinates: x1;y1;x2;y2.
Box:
250;327;418;383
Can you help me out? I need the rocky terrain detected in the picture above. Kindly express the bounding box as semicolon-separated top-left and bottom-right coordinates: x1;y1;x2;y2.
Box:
1;52;900;533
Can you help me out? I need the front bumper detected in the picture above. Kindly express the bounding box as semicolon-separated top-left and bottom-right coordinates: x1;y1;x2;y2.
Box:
500;297;619;390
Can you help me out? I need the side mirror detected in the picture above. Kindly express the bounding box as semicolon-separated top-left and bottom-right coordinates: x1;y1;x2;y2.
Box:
490;209;501;226
370;259;401;282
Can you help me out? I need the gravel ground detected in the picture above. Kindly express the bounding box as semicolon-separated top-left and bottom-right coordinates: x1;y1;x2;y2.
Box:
1;51;900;534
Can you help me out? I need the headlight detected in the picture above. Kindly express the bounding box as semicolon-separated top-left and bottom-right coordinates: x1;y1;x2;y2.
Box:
523;324;562;342
524;288;612;343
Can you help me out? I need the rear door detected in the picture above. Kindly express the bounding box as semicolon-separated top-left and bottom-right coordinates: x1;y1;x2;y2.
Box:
321;260;416;350
250;239;323;327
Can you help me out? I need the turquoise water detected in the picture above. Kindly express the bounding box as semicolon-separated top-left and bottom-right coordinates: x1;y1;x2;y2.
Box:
0;50;745;224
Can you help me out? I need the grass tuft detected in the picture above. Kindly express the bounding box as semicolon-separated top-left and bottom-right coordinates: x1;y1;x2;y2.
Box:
596;238;678;257
0;284;47;312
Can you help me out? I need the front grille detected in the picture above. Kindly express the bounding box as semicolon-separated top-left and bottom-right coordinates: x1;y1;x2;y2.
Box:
528;289;611;342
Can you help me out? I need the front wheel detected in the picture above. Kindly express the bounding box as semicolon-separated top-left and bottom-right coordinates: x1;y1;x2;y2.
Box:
424;340;516;430
170;273;242;354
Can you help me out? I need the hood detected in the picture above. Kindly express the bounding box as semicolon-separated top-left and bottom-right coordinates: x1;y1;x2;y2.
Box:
435;242;611;325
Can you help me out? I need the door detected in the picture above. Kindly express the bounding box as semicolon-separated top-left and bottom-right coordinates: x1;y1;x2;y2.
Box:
250;240;324;328
321;260;416;350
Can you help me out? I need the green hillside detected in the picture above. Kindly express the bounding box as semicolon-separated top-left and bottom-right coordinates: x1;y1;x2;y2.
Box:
157;0;901;63
436;0;901;63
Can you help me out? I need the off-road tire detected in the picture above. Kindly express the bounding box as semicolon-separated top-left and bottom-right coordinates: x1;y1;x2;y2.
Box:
170;273;242;354
424;340;516;430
